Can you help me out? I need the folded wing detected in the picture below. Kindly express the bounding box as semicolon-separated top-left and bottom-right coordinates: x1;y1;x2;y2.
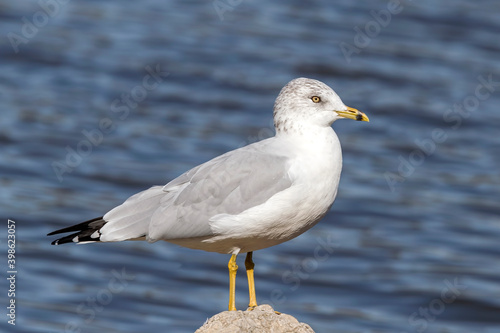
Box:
100;142;293;243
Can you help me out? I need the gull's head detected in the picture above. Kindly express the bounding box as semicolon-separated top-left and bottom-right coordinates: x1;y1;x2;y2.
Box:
273;78;368;134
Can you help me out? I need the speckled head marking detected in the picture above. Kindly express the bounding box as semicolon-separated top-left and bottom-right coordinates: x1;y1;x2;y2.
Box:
272;78;349;135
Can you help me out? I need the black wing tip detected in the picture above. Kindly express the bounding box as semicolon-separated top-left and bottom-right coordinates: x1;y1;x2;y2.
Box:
48;217;105;245
47;216;104;236
50;232;79;245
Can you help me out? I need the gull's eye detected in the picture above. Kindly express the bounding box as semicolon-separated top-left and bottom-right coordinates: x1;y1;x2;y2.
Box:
311;96;321;103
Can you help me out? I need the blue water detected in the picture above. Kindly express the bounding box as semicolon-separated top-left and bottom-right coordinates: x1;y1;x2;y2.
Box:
1;0;499;332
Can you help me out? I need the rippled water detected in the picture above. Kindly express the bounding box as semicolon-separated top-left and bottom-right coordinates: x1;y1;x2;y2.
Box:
1;0;499;332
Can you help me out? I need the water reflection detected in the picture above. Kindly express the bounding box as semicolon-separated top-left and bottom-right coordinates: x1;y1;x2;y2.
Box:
1;0;499;332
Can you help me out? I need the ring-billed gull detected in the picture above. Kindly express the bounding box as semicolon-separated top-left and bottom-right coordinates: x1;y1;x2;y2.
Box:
48;77;369;311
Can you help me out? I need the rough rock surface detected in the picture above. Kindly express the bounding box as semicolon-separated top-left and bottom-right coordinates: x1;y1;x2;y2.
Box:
195;304;315;333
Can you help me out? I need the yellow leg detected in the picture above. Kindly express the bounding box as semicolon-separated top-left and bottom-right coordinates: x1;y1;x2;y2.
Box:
245;252;258;309
228;254;238;311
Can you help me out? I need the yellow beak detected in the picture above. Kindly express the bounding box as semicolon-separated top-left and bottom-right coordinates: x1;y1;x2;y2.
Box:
336;106;369;122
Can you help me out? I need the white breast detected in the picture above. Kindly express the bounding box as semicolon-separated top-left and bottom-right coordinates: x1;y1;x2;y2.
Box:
182;126;343;254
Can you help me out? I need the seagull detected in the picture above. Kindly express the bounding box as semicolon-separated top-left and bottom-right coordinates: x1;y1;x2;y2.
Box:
48;77;369;311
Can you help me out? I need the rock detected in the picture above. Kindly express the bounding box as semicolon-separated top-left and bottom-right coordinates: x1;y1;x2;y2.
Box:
195;304;315;333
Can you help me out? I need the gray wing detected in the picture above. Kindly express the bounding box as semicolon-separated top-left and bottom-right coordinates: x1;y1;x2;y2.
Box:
100;141;293;242
148;144;293;241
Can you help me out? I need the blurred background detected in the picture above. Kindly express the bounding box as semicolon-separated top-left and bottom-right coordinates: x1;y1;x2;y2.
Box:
1;0;499;332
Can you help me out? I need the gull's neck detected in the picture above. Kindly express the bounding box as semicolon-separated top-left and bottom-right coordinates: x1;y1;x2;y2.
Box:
275;122;340;152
